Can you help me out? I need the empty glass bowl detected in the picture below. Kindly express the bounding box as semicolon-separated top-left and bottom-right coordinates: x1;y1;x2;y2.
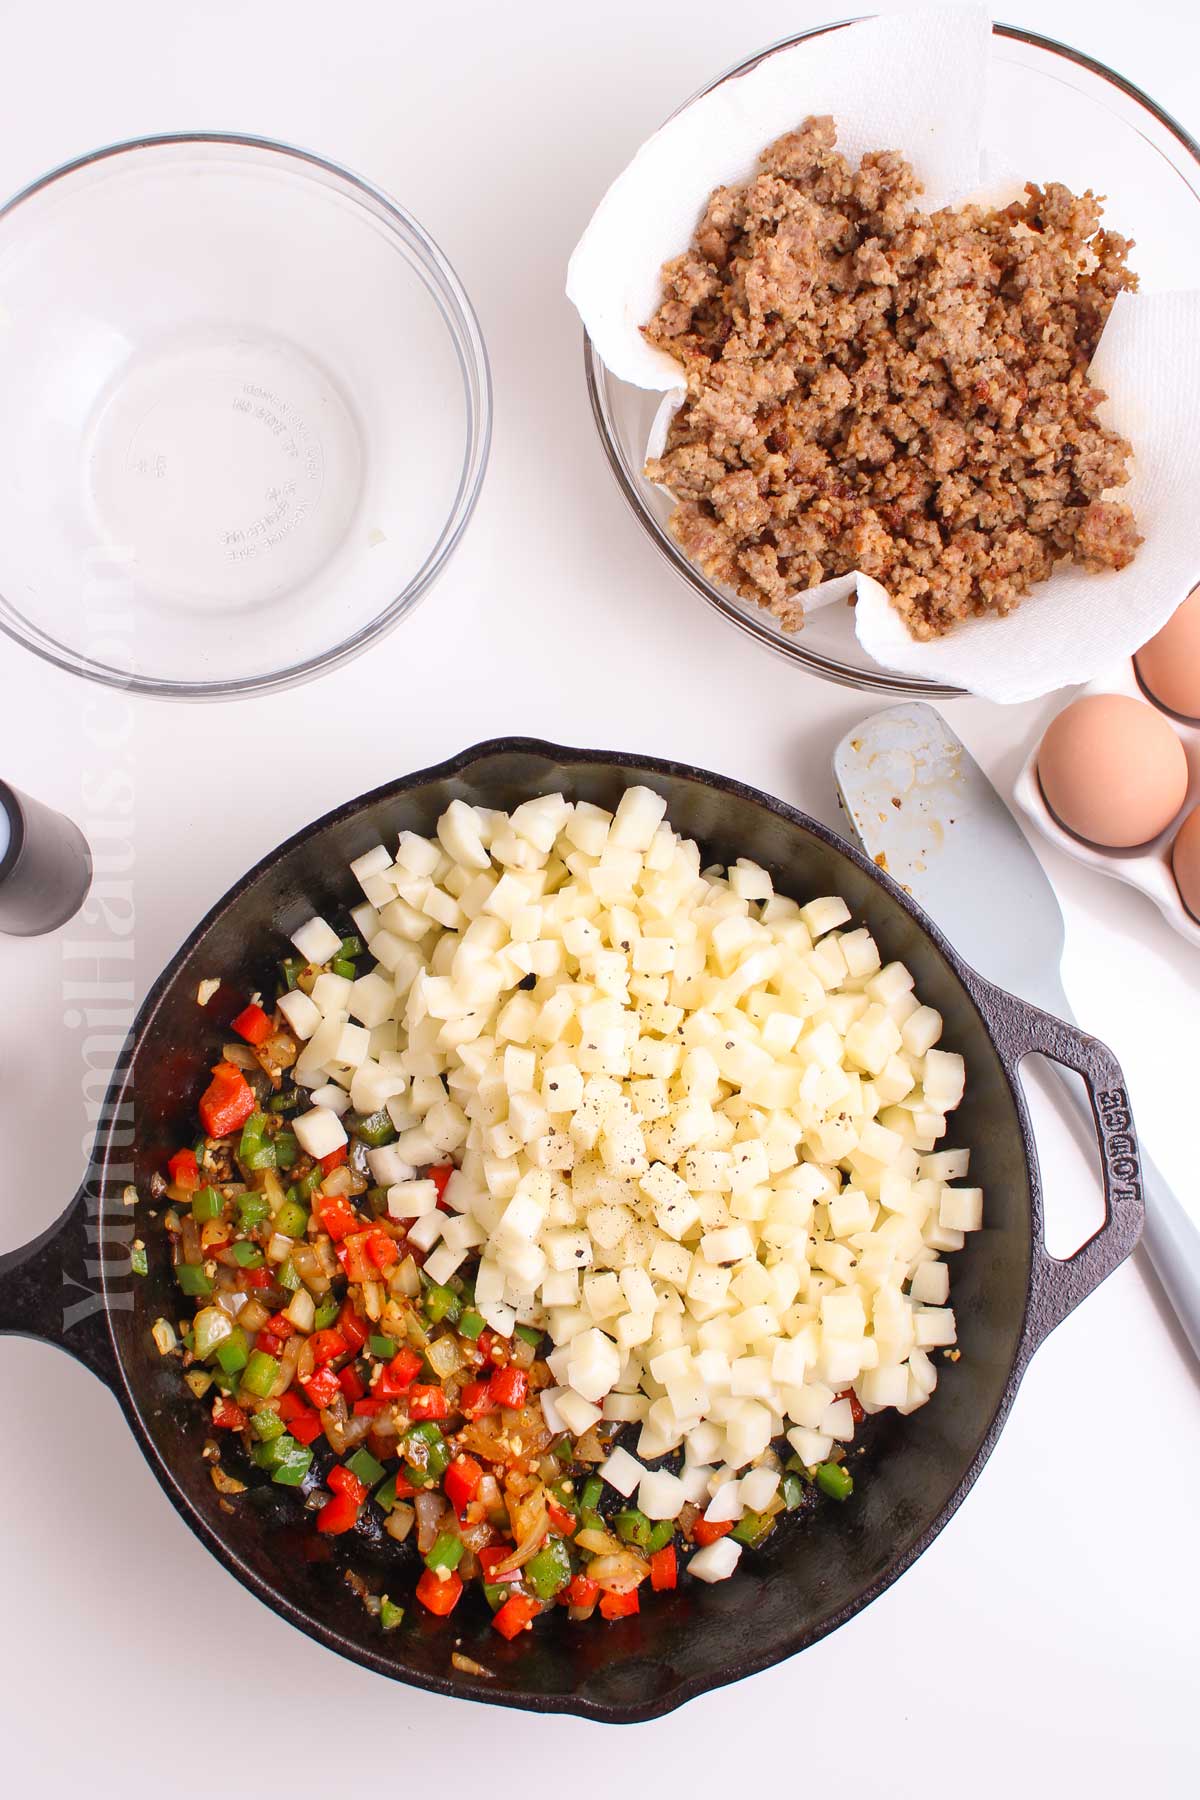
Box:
585;22;1200;695
0;134;491;697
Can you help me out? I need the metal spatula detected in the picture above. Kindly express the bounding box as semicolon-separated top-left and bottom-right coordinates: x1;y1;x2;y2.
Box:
834;702;1200;1359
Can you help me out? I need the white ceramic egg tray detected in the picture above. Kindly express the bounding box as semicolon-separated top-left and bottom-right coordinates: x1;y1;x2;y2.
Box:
1013;660;1200;950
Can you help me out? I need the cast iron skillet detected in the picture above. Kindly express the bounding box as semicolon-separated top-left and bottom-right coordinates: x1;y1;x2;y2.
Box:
0;739;1144;1721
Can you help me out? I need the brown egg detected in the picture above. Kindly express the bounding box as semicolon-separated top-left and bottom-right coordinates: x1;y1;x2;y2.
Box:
1135;586;1200;720
1173;807;1200;920
1037;693;1189;849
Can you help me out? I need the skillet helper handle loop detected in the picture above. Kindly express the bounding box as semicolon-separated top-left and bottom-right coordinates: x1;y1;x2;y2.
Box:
965;972;1145;1351
0;1189;119;1387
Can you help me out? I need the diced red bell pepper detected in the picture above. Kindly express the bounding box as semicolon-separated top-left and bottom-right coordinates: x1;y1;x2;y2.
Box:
837;1387;867;1426
167;1148;199;1192
287;1408;324;1447
546;1499;577;1537
256;1329;284;1359
390;1468;417;1500
353;1397;387;1418
231;1003;273;1046
276;1391;306;1421
444;1453;483;1518
319;1145;348;1175
309;1327;349;1367
264;1312;297;1340
477;1543;515;1582
317;1195;358;1242
365;1228;399;1272
327;1464;369;1505
429;1163;454;1200
375;1348;422;1396
567;1574;599;1608
337;1301;368;1351
302;1365;342;1409
212;1395;247;1430
488;1366;528;1411
476;1329;507;1367
408;1384;448;1421
415;1568;463;1616
492;1593;540;1639
649;1545;677;1591
242;1267;272;1289
599;1587;640;1621
460;1379;497;1419
691;1518;734;1548
336;1230;375;1285
199;1061;257;1139
338;1364;366;1403
316;1490;360;1535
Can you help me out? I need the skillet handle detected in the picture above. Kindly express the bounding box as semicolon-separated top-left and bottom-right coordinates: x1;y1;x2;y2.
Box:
964;972;1144;1354
0;1187;121;1388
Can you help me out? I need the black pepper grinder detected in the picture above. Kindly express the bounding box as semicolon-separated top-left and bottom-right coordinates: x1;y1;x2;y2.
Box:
0;780;92;936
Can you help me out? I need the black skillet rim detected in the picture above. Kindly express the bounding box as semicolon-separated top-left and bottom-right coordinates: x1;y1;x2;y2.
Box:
95;736;1047;1722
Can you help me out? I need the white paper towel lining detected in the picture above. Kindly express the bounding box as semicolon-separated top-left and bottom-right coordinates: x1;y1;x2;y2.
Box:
566;5;1200;701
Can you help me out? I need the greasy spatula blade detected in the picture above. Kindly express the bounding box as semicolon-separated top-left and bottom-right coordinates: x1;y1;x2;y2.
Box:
833;702;1068;1015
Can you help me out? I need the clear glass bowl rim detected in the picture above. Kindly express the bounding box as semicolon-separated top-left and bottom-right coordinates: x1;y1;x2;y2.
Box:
0;130;494;701
583;17;1200;698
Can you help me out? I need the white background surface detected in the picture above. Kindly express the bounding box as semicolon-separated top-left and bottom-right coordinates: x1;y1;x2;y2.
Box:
1;0;1197;1789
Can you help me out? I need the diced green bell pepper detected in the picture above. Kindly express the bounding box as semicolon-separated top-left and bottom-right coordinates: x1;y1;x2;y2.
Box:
458;1308;485;1342
380;1596;405;1631
252;1432;296;1470
238;1113;276;1171
241;1350;280;1398
229;1240;264;1268
274;1198;309;1239
614;1508;654;1550
781;1472;805;1510
297;1167;324;1202
192;1186;225;1222
130;1244;148;1276
369;1334;396;1360
514;1323;542;1349
279;956;305;991
404;1420;450;1485
351;1109;396;1148
424;1531;465;1575
483;1582;512;1613
274;1131;299;1170
313;1297;340;1330
646;1519;674;1553
580;1476;603;1513
175;1262;213;1297
525;1535;572;1600
550;1478;579;1517
421;1279;460;1326
214;1327;249;1375
815;1461;853;1502
277;1259;301;1292
731;1509;775;1548
267;1085;303;1114
251;1408;286;1442
270;1439;314;1486
373;1475;399;1513
339;935;365;960
345;1447;386;1490
331;958;356;981
237;1192;271;1230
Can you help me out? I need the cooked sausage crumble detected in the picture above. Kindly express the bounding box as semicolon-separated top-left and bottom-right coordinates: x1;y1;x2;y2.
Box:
643;116;1140;640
